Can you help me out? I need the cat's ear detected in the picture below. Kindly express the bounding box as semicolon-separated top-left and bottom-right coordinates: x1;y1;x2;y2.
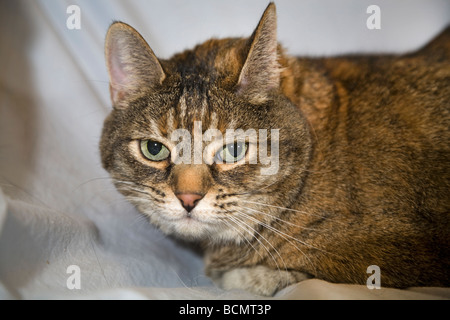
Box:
105;22;165;109
236;3;281;104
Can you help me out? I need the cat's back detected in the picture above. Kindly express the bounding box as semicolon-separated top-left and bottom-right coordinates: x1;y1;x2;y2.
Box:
300;26;450;222
320;26;450;145
416;25;450;58
324;26;450;82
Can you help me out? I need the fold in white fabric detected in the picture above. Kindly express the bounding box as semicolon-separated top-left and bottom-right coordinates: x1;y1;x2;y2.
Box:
0;0;448;299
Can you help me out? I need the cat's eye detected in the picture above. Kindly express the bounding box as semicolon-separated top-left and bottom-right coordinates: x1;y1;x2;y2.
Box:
140;140;170;161
215;142;248;163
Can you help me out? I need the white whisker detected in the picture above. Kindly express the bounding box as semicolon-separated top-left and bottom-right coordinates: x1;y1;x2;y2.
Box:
237;204;326;232
221;219;263;261
234;210;318;274
115;183;165;205
239;199;345;225
236;209;335;256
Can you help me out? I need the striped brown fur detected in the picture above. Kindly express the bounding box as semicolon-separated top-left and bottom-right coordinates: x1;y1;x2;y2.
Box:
100;3;450;295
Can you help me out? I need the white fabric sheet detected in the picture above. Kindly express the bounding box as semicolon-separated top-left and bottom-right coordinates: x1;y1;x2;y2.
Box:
0;0;449;300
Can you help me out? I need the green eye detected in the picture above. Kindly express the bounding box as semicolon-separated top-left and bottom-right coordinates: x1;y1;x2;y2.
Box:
216;142;248;163
140;140;170;161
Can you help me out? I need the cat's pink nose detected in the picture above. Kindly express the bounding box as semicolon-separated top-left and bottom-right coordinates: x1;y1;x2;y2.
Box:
176;193;204;213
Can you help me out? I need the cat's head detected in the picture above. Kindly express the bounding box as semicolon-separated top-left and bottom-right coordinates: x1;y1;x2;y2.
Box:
100;3;312;243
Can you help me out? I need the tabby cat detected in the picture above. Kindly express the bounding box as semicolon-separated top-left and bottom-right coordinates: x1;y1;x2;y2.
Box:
100;3;450;296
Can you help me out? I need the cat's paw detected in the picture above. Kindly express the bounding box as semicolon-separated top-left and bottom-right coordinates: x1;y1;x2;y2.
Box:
213;266;311;296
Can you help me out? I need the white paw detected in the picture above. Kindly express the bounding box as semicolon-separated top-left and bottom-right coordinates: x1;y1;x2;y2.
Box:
217;266;310;296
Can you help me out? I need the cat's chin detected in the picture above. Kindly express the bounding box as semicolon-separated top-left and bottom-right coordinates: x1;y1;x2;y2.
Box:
165;215;213;240
155;213;243;244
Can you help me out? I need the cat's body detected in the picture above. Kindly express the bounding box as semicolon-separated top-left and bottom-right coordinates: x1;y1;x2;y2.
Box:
101;3;450;295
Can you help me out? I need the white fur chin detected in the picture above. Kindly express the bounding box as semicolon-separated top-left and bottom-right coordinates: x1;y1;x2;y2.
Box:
142;205;251;244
